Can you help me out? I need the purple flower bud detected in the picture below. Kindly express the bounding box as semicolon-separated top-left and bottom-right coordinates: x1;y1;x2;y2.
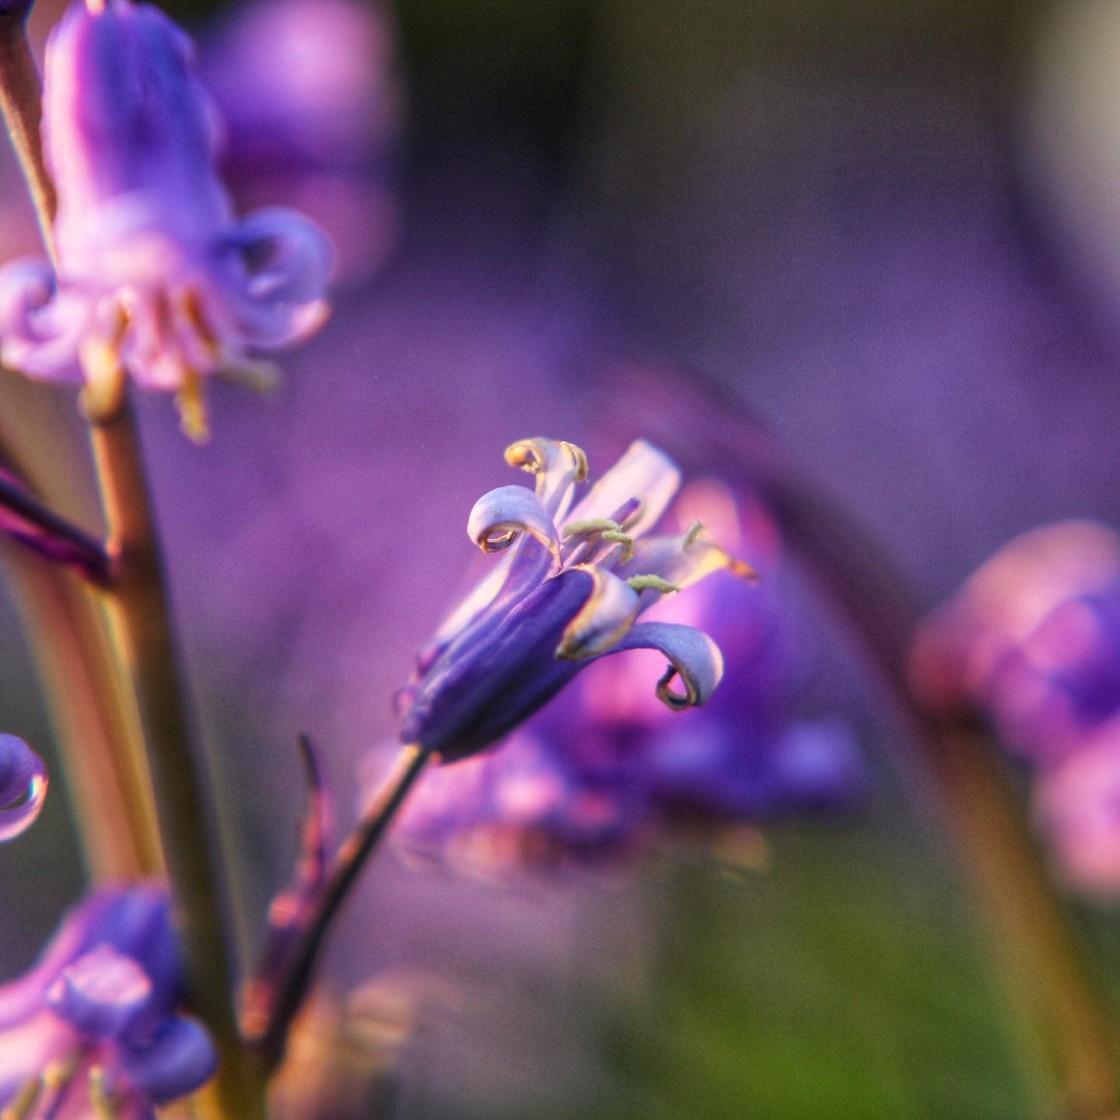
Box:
0;734;47;842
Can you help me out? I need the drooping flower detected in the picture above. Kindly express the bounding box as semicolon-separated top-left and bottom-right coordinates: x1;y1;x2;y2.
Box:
911;521;1120;896
0;0;333;436
0;885;216;1119
386;481;865;877
0;733;47;842
395;437;747;764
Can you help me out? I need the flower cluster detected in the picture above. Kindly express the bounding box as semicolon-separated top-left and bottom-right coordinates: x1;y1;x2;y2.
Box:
0;885;216;1119
0;0;333;434
912;520;1120;895
387;479;865;876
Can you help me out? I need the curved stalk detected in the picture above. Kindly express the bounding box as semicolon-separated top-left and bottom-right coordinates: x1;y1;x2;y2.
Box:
615;365;1120;1118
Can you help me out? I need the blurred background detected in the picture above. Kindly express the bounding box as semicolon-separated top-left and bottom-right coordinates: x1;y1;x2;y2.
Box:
5;0;1120;1116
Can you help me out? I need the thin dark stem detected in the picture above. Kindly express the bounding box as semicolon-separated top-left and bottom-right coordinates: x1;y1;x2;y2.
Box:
253;744;432;1068
0;468;111;583
612;364;1120;1118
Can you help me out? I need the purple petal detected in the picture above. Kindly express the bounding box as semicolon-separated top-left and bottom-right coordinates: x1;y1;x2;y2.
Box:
121;1017;217;1105
47;944;152;1040
232;207;334;305
45;0;231;269
0;259;86;380
0;735;47;842
555;567;640;659
628;524;753;596
399;569;595;760
601;621;725;709
467;484;562;566
564;440;681;538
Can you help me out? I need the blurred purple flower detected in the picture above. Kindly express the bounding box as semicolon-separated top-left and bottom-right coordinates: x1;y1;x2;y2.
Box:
202;0;400;286
387;482;865;877
396;437;744;763
0;0;332;429
912;521;1120;765
0;885;216;1118
912;521;1120;896
0;734;47;842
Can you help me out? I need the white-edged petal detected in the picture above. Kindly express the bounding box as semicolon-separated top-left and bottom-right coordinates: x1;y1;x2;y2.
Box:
564;440;680;538
467;484;562;567
504;437;589;521
555;567;640;660
605;620;725;709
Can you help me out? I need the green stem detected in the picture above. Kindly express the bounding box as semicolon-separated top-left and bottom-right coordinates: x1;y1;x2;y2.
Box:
621;368;1120;1117
87;381;266;1120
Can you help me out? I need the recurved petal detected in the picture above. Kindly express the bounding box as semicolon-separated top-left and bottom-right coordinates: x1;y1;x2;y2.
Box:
556;567;640;660
121;1016;217;1105
47;945;152;1041
628;523;756;595
232;207;335;304
467;484;562;566
564;440;681;539
503;438;589;520
0;735;47;843
604;620;725;709
0;259;86;381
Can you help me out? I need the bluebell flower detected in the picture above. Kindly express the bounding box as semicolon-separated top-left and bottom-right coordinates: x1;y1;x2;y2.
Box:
0;734;47;842
0;0;333;434
388;481;865;877
0;885;216;1119
397;437;744;763
912;521;1120;896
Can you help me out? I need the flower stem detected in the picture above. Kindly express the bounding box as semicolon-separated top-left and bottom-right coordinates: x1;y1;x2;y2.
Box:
85;377;266;1120
251;744;432;1069
618;366;1120;1117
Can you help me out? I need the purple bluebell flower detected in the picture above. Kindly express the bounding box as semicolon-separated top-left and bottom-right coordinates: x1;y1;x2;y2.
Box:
0;0;333;432
0;885;216;1119
0;734;47;842
396;437;742;763
387;479;865;877
912;521;1120;896
911;521;1120;765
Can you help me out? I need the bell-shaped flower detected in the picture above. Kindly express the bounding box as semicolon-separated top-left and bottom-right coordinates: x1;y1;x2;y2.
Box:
396;437;749;763
386;482;864;877
0;885;216;1119
0;0;333;435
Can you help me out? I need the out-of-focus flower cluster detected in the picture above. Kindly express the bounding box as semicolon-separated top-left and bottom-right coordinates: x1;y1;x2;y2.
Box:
381;476;865;879
912;521;1120;896
0;885;215;1119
